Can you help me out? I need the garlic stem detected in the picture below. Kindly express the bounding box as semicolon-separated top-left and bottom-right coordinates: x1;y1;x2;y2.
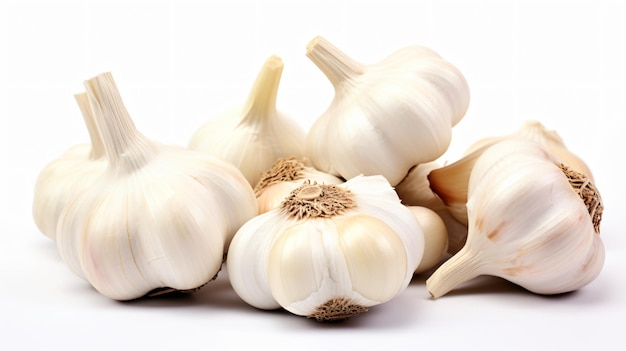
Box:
84;72;157;172
74;92;105;160
242;55;282;121
425;248;483;298
306;36;364;89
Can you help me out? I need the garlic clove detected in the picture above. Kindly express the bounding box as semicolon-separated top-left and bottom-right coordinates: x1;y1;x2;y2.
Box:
305;36;470;186
426;139;604;298
189;55;306;187
396;161;468;254
408;206;449;274
32;92;107;240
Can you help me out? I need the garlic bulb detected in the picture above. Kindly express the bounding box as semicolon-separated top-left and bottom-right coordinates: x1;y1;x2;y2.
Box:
56;72;257;300
426;139;604;298
429;120;596;228
254;157;344;214
305;36;470;186
396;162;468;254
226;175;424;321
408;206;448;274
33;92;107;240
189;55;306;186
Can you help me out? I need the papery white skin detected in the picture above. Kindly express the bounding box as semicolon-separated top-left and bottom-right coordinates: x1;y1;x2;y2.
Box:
226;175;424;318
189;55;306;186
305;36;470;186
32;93;107;240
426;139;604;298
56;72;257;300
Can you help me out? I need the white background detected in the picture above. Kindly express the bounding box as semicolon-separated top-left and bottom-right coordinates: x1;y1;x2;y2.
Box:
2;0;625;350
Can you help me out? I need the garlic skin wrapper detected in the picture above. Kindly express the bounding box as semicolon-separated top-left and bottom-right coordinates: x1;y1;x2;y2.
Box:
226;175;424;321
189;55;306;187
56;72;257;300
254;157;344;214
429;120;596;228
32;93;107;240
305;36;470;186
396;162;468;254
426;139;604;299
408;206;448;274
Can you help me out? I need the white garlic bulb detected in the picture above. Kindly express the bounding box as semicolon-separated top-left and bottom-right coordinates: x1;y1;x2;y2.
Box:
254;157;344;214
396;162;468;254
33;92;107;240
305;36;470;186
56;72;257;300
189;55;306;187
428;119;597;251
226;175;424;321
426;139;604;298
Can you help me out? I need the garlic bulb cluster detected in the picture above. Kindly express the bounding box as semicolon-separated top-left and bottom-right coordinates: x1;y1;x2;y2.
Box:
189;55;306;187
32;93;107;240
56;72;258;300
426;139;604;298
226;175;424;321
305;36;470;186
396;162;468;254
254;157;344;214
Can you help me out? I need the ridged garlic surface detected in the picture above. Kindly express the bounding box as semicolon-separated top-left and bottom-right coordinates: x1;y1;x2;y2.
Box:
426;139;604;298
32;93;107;240
56;72;257;300
226;175;424;321
254;157;344;214
189;55;306;187
305;36;470;186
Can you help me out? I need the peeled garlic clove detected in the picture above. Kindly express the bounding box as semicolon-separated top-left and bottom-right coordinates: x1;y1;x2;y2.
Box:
426;139;604;299
254;157;344;214
56;72;257;300
408;206;449;274
305;36;470;186
226;175;424;321
32;93;107;240
189;55;306;186
396;162;468;254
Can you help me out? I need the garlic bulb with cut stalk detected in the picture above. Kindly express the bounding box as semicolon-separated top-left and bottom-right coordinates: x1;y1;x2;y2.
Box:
189;55;306;187
33;92;107;240
426;139;604;299
305;36;470;186
429;120;596;227
226;175;424;321
56;72;257;300
396;162;468;254
254;157;344;214
408;206;448;274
